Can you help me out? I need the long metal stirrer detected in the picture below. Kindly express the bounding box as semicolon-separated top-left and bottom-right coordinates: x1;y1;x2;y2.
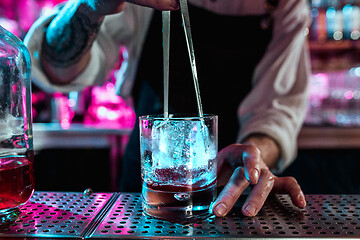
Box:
162;11;170;118
179;0;204;119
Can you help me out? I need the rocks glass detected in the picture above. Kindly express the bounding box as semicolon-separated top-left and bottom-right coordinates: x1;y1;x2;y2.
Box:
140;114;217;221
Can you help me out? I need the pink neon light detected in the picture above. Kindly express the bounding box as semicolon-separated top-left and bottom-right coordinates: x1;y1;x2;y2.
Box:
84;84;135;129
344;90;353;100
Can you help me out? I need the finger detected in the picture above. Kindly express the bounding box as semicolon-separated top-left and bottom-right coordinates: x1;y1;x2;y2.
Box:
217;144;240;175
216;145;242;185
218;144;260;185
242;145;261;185
212;167;250;217
115;2;127;13
241;169;274;217
216;163;233;187
217;147;230;175
272;177;306;208
126;0;179;11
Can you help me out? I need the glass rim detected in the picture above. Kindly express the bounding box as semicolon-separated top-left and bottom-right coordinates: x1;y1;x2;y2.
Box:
139;113;217;121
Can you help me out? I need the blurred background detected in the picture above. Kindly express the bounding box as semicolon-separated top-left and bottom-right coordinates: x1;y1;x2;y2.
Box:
0;0;136;192
1;0;360;193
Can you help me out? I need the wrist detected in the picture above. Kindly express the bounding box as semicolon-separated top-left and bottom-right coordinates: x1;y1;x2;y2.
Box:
78;0;127;20
242;134;280;170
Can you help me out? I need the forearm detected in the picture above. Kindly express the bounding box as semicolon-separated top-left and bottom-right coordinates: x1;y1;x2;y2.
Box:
41;1;104;84
242;134;280;170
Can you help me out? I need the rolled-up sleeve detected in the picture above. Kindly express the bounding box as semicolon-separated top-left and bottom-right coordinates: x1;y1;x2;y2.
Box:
237;0;311;173
24;4;153;95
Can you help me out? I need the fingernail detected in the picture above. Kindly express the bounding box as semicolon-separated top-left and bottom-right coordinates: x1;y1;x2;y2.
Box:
298;193;306;207
244;204;256;216
214;203;227;216
251;169;259;182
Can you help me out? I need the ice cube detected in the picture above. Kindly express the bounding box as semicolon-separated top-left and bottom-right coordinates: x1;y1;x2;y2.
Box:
0;114;24;141
150;119;217;183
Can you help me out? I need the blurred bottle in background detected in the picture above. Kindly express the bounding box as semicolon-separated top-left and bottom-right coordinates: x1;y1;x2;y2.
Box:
310;0;360;42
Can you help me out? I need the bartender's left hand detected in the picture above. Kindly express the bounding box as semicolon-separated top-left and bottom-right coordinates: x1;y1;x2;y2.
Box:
212;137;306;217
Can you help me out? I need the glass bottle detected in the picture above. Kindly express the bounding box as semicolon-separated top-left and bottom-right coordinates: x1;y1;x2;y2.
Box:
0;24;34;221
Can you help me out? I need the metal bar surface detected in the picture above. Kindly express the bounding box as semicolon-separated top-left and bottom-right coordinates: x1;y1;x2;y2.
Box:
90;193;360;239
0;191;116;239
1;192;360;239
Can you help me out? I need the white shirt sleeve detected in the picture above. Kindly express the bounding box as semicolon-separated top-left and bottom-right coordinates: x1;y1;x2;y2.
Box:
237;0;312;173
24;4;153;95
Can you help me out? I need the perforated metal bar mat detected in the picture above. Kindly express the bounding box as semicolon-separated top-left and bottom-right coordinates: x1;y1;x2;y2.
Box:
90;193;360;239
1;192;360;239
0;191;116;239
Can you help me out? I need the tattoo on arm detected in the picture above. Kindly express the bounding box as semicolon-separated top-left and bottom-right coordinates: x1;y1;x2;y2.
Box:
42;11;103;68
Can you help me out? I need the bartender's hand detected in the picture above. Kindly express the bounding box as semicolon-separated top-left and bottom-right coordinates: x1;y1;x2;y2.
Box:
212;137;306;217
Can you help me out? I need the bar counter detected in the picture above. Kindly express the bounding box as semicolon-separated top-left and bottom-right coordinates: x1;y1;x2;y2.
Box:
298;126;360;149
1;191;360;239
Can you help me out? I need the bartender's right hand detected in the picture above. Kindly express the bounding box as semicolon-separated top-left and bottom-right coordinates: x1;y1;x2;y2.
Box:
212;143;306;217
85;0;179;17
